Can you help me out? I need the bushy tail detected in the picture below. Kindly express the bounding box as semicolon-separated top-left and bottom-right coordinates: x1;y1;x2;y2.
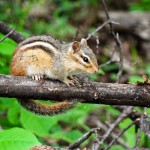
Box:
17;99;75;116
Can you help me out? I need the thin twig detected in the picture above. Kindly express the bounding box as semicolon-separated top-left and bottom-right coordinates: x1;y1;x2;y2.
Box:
96;36;100;49
98;106;133;149
113;106;142;127
68;128;100;149
105;118;140;150
115;33;123;83
134;107;147;148
86;20;119;40
73;29;80;41
96;121;130;149
30;145;63;150
99;60;119;68
99;47;117;68
101;0;123;83
0;29;15;42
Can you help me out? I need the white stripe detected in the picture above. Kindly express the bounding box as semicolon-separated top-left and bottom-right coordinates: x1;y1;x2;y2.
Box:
20;41;57;53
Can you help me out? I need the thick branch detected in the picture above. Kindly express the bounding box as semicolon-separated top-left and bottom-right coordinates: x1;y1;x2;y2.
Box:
0;74;149;107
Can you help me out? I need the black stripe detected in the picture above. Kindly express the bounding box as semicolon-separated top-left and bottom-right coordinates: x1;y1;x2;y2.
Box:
24;45;55;56
19;35;62;49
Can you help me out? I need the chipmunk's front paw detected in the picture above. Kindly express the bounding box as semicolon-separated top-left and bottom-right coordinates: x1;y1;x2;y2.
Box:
63;76;80;86
63;78;76;86
69;76;80;85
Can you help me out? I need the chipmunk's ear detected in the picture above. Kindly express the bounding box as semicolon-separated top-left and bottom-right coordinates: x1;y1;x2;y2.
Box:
72;41;80;53
81;38;87;45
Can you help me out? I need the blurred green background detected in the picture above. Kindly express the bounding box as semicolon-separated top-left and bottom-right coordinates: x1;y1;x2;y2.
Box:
0;0;150;149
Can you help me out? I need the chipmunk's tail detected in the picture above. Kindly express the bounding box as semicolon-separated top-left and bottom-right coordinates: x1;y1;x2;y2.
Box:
17;99;75;115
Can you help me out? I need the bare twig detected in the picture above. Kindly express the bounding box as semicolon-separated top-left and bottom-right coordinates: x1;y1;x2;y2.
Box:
113;106;142;127
73;29;80;41
68;128;100;149
30;145;62;150
105;118;140;150
99;47;117;68
0;29;15;42
101;0;123;83
134;108;147;148
115;33;123;83
96;121;130;149
96;36;100;49
98;107;133;149
135;118;143;147
86;20;119;40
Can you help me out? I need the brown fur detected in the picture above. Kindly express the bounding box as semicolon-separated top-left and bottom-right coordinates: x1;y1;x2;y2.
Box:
11;46;75;116
10;36;98;116
18;99;75;115
11;48;53;75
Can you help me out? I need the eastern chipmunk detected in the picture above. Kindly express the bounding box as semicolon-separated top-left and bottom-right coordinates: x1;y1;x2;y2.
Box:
10;35;99;116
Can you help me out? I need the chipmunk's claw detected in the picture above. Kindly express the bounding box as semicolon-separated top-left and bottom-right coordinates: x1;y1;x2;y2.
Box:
31;75;44;81
63;78;75;86
63;76;80;86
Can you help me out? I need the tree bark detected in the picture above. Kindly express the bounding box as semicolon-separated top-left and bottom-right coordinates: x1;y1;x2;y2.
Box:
0;74;149;107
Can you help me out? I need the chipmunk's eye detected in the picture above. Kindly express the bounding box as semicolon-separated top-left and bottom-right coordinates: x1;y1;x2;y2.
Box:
83;57;89;63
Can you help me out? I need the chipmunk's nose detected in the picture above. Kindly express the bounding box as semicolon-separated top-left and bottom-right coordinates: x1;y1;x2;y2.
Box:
95;68;99;73
93;66;99;73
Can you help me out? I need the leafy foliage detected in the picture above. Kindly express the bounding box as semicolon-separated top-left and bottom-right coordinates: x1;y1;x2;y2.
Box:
0;97;99;147
0;128;41;150
129;0;150;11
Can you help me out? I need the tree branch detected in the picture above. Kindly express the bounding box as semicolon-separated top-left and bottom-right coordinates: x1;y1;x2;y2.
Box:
0;21;26;43
0;74;149;107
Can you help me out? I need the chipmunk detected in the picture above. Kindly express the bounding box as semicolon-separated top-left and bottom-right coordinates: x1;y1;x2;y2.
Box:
10;35;99;116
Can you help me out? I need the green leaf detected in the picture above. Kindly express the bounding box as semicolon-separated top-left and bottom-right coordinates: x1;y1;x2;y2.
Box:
51;129;83;143
0;128;41;150
145;64;150;77
129;75;144;83
144;135;150;148
119;119;135;147
89;74;99;81
0;35;16;56
103;63;118;72
97;69;105;75
57;104;99;125
65;130;83;142
110;145;124;150
131;47;138;62
20;109;58;137
0;98;17;110
7;100;20;125
104;105;120;117
110;73;117;81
